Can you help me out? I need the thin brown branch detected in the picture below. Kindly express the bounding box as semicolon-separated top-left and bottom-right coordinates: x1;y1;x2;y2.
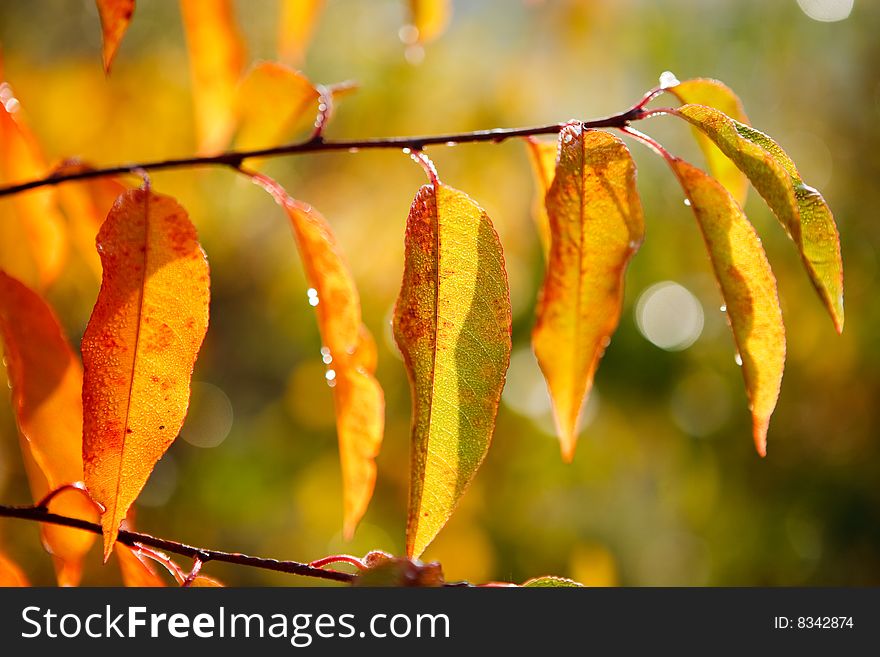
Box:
0;503;355;584
0;106;649;199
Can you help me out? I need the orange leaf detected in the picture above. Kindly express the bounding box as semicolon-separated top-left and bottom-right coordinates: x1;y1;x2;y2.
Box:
116;544;166;587
671;159;785;456
54;161;129;279
248;173;384;540
666;78;751;205
0;550;29;586
0;272;98;586
190;574;224;587
523;137;557;259
82;188;210;558
95;0;136;73
180;0;246;154
278;0;325;66
234;62;320;151
533;126;644;462
0;82;66;289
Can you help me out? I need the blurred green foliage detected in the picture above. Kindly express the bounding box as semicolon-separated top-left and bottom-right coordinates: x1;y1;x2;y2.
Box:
0;0;878;586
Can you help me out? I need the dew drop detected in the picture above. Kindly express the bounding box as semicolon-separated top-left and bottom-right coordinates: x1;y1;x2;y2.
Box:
719;305;727;312
562;131;573;144
734;353;743;367
3;97;20;113
659;70;681;89
348;147;360;154
683;198;692;207
445;141;457;147
307;287;319;307
325;369;337;385
402;147;412;155
321;346;333;364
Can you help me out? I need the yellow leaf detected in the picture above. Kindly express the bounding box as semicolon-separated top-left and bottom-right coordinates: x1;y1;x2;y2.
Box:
95;0;136;73
190;574;224;586
278;0;326;66
0;86;66;289
234;62;320;151
407;0;452;44
673;104;843;333
666;78;751;205
393;183;511;558
179;0;245;153
0;272;97;586
82;188;210;558
671;159;785;456
533;126;644;462
0;550;29;586
523;137;557;260
247;172;384;540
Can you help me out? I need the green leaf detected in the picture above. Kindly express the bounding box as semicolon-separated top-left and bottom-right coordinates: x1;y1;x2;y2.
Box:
666;78;751;205
393;183;512;558
533;125;644;462
671;158;786;456
522;575;584;587
673;104;844;332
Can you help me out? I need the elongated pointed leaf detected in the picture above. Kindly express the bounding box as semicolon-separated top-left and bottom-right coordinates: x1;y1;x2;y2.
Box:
0;272;98;586
673;104;844;332
248;173;384;540
666;78;751;205
524;137;557;259
82;188;210;558
180;0;245;153
533;126;644;462
0;86;66;289
671;159;785;456
393;183;511;558
278;0;325;65
234;62;320;151
96;0;135;73
0;551;29;586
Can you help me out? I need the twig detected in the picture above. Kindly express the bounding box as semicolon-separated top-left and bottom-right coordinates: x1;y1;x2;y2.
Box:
0;503;355;584
0;105;650;198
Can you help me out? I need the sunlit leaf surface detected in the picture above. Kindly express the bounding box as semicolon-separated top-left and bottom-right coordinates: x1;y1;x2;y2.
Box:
394;183;511;558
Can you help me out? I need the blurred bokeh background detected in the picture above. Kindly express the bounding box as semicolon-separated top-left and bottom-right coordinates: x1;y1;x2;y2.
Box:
0;0;878;586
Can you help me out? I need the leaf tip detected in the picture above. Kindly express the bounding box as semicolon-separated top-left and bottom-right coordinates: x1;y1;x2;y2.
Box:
752;416;769;458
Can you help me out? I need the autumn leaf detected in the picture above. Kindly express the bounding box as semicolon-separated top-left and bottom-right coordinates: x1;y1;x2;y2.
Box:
666;78;751;205
82;187;210;558
0;272;97;586
406;0;452;44
0;551;29;586
95;0;136;73
0;83;66;290
521;575;584;587
670;159;785;456
278;0;325;66
524;137;557;259
352;556;445;587
116;544;166;587
190;574;224;586
533;125;644;462
234;62;320;151
247;172;384;540
53;161;129;279
180;0;245;153
672;104;844;332
393;183;511;558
